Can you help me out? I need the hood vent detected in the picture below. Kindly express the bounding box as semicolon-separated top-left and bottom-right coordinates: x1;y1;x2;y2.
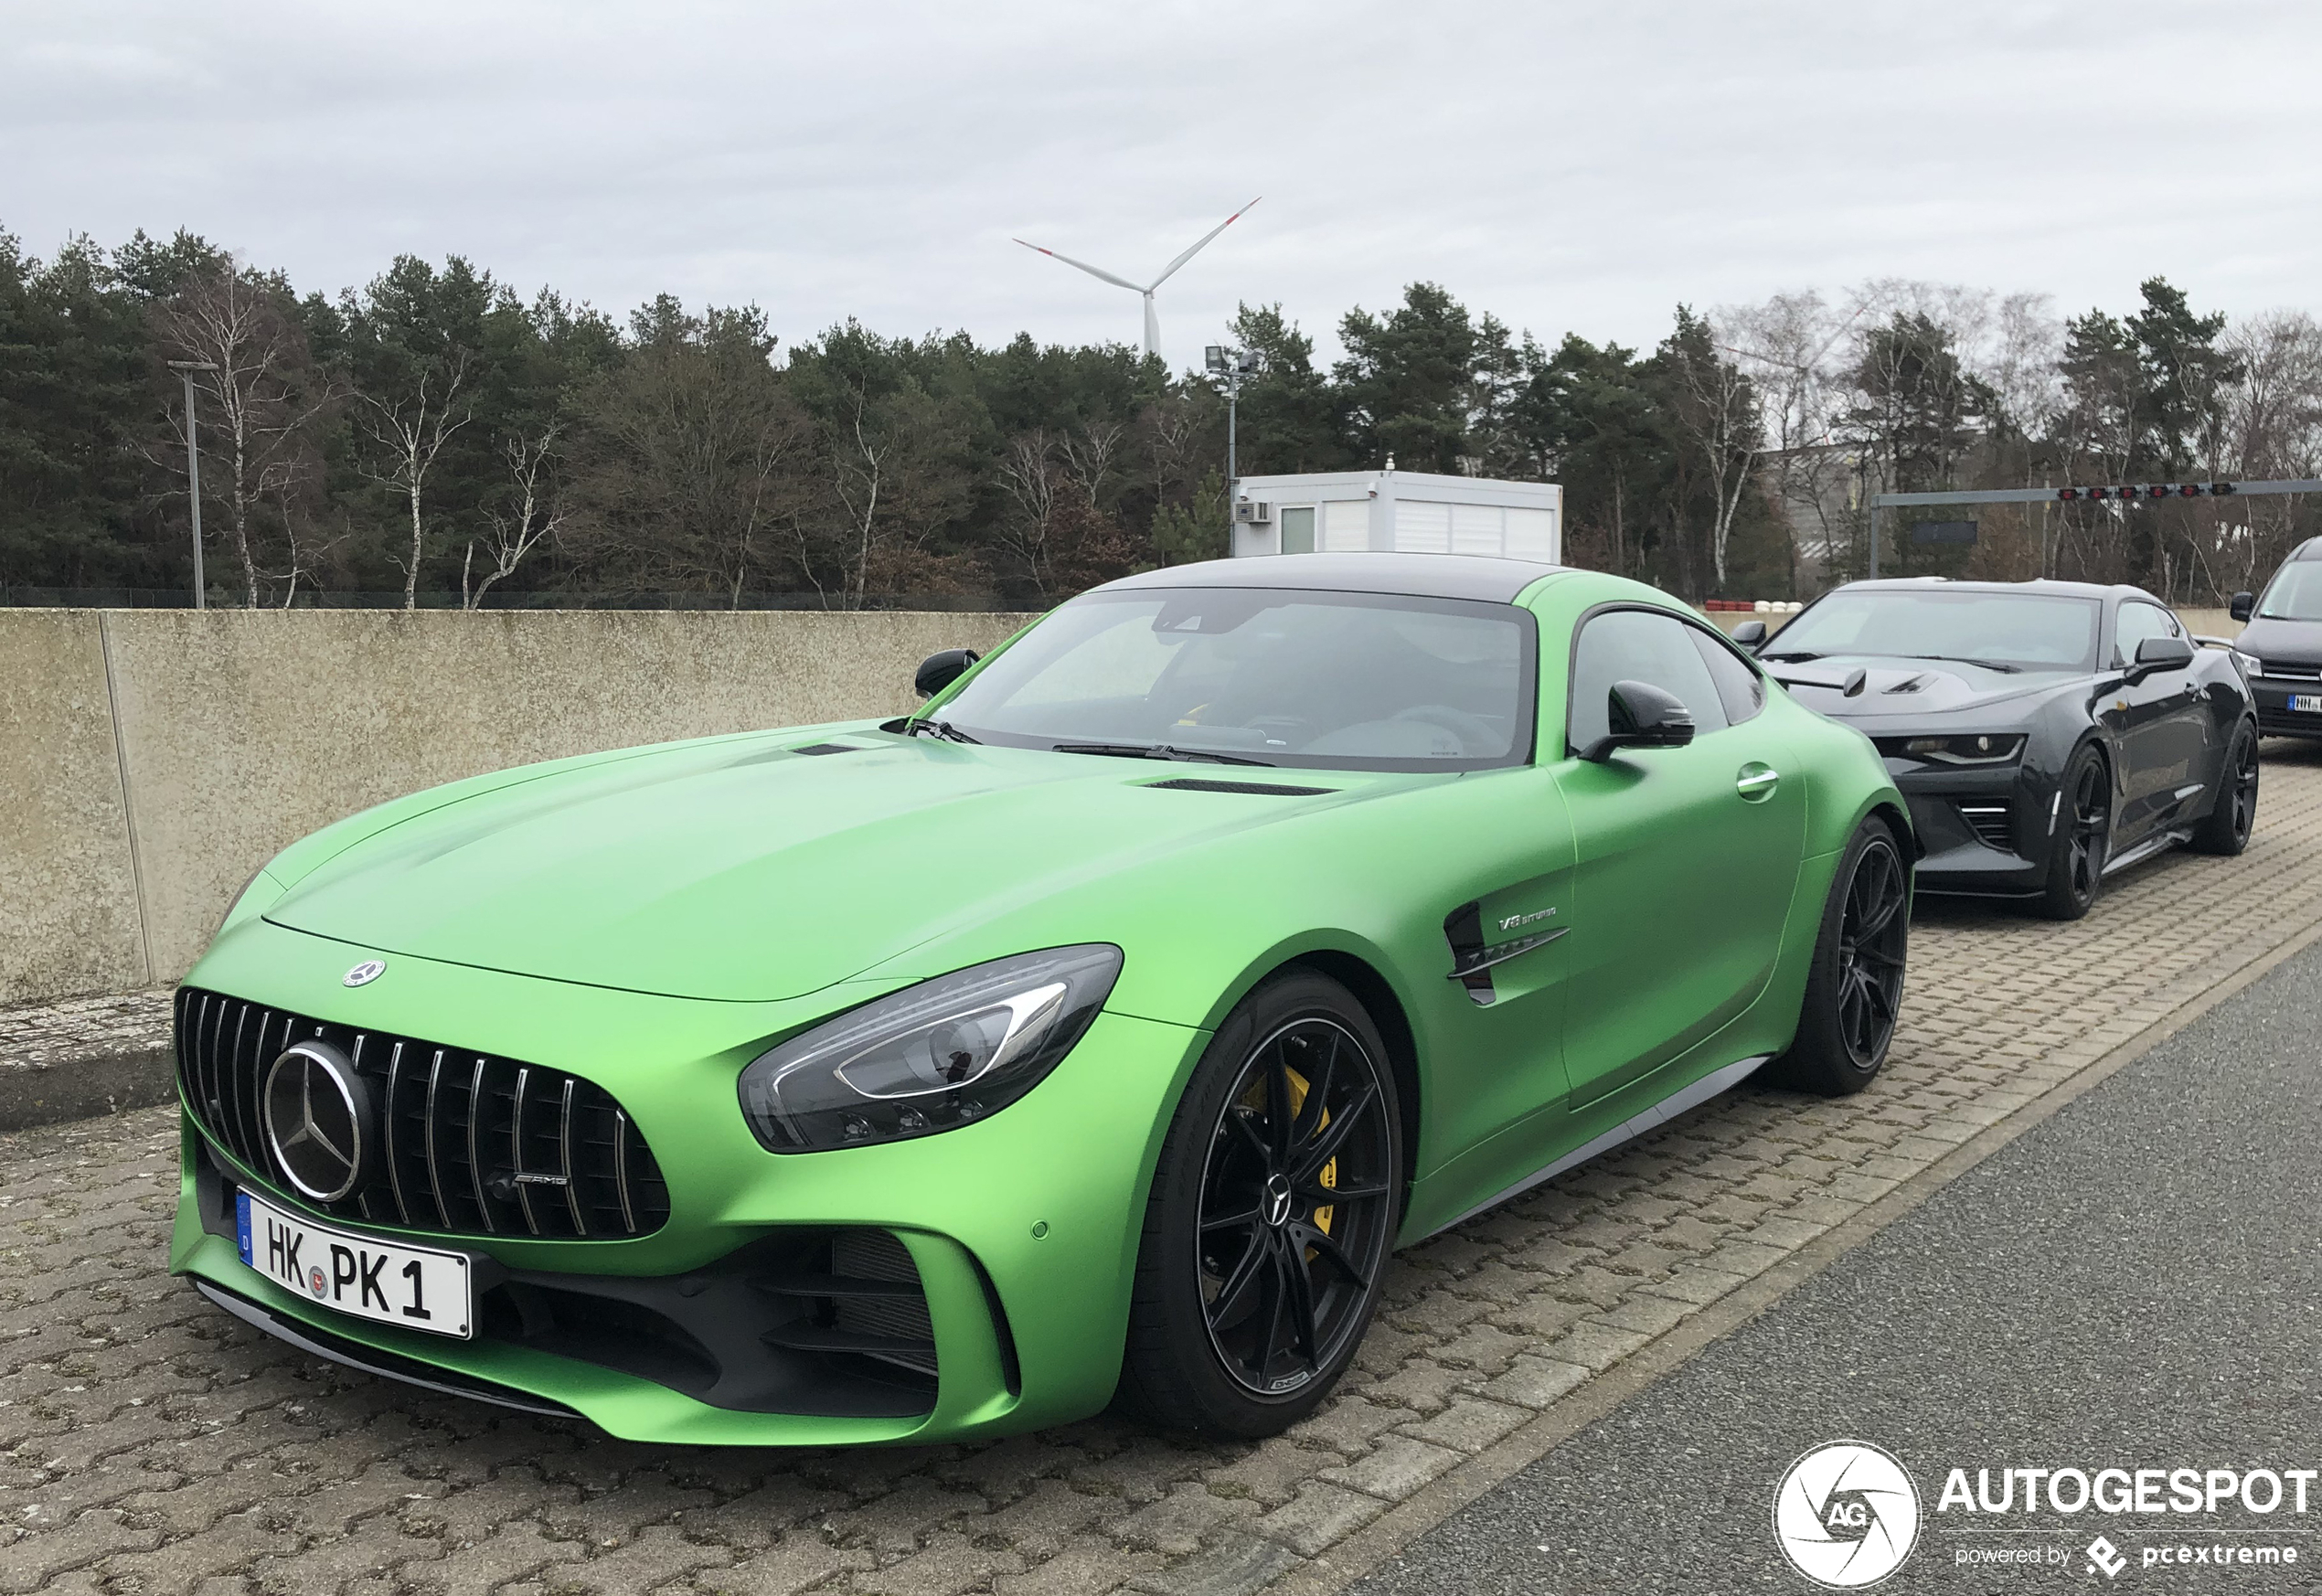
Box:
1144;778;1337;797
1883;674;1931;695
791;742;867;756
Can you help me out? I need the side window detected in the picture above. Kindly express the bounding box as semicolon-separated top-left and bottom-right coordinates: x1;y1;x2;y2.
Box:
1568;609;1731;754
1688;626;1767;726
2114;601;2178;666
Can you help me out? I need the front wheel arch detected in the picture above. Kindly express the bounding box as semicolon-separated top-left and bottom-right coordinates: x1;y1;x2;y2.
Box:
1271;951;1422;1228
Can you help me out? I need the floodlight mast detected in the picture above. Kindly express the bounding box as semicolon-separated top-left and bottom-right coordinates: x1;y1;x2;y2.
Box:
165;359;220;609
1015;198;1261;360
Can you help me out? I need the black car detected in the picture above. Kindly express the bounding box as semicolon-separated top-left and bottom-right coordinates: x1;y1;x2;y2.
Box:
1734;579;2258;920
2229;537;2322;739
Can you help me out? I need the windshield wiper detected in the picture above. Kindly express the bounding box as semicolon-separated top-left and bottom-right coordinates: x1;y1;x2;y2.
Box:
904;718;981;743
1895;653;2022;674
1051;740;1275;767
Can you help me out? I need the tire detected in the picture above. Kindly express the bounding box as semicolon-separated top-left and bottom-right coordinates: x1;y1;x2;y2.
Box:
2190;719;2259;857
2037;744;2111;920
1116;971;1403;1439
1766;815;1909;1097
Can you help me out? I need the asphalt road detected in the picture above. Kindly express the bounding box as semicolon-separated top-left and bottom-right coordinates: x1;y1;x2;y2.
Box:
1347;932;2322;1595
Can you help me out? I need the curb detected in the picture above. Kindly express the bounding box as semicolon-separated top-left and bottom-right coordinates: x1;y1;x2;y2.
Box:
0;1048;177;1134
1266;911;2322;1596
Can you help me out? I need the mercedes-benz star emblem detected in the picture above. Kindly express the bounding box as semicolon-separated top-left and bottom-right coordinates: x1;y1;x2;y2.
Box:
343;959;386;987
262;1041;372;1203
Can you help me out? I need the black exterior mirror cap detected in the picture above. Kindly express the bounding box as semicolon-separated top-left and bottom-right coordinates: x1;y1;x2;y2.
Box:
1730;619;1768;649
1579;679;1697;762
2230;591;2255;622
913;648;981;698
2133;635;2197;672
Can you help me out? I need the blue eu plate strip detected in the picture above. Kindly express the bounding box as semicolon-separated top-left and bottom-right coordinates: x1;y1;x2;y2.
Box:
235;1191;252;1266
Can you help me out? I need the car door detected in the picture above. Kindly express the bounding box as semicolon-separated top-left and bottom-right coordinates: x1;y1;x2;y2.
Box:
1552;608;1807;1111
2104;600;2213;844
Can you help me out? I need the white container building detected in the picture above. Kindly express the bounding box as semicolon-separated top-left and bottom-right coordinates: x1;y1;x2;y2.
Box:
1229;469;1561;563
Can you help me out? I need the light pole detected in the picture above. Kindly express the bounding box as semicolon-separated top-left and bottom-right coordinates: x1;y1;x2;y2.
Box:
165;359;219;608
1205;344;1261;537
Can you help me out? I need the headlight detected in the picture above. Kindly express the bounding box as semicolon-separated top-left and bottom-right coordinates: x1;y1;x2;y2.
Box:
737;945;1123;1153
1900;733;2025;765
2234;651;2265;679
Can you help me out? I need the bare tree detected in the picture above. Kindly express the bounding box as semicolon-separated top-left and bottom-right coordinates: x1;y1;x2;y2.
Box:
463;424;566;610
1661;308;1762;591
357;354;471;610
994;431;1063;594
150;269;336;606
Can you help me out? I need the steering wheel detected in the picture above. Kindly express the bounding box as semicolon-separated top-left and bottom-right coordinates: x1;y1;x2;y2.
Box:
1391;706;1500;754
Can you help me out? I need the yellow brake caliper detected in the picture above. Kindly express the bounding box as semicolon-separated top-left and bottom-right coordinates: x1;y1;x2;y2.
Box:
1242;1068;1335;1244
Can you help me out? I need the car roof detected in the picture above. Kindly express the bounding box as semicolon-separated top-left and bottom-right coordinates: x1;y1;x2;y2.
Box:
1097;553;1567;603
1831;577;2156;605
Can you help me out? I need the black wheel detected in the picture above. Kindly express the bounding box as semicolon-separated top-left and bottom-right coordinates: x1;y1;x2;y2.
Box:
2038;744;2111;920
2191;719;2259;856
1767;815;1908;1096
1116;972;1402;1438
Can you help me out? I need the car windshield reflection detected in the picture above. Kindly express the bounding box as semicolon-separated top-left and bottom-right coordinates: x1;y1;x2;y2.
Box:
1765;591;2102;673
932;587;1538;772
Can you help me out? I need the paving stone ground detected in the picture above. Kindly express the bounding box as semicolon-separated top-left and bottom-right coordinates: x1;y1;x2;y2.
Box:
5;746;2321;1596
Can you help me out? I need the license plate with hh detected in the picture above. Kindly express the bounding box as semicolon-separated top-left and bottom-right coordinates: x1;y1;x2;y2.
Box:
236;1189;474;1338
2293;695;2322;714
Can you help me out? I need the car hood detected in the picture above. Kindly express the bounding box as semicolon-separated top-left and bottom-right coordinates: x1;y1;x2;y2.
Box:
1764;656;2082;720
264;732;1386;1002
2235;616;2322;665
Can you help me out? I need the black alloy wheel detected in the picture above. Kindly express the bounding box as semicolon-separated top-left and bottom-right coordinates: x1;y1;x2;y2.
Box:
1768;814;1909;1096
1833;835;1909;1068
1117;972;1402;1437
1194;1017;1396;1398
2038;746;2112;920
2192;720;2260;857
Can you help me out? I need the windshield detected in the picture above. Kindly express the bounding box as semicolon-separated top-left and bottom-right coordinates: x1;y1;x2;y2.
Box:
2257;562;2322;622
1765;590;2102;672
932;587;1537;771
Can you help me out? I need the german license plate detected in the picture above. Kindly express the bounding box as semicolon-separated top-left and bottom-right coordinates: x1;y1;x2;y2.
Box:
2293;695;2322;714
236;1189;473;1338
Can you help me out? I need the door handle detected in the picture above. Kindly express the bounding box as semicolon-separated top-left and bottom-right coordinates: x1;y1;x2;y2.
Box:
1736;763;1780;801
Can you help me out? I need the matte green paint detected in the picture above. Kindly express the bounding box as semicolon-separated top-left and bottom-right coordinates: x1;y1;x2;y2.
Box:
171;569;1903;1444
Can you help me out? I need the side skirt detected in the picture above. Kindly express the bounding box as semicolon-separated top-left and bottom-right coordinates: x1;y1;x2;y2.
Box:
2102;825;2192;878
1423;1053;1773;1238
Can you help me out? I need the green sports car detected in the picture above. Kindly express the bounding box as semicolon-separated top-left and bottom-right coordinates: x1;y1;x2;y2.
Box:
169;554;1912;1444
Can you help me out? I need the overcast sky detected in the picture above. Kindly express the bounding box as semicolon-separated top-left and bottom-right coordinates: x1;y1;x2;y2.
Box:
6;0;2318;367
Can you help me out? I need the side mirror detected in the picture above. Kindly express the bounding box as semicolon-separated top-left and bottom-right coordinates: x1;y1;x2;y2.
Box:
1579;679;1697;762
2230;591;2255;622
2131;635;2196;677
914;647;980;698
1730;619;1768;650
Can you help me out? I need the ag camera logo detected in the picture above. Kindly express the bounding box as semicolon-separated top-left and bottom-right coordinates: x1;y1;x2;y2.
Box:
1773;1442;1921;1588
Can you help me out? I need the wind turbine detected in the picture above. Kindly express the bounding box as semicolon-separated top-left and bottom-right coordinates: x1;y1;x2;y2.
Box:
1014;197;1262;360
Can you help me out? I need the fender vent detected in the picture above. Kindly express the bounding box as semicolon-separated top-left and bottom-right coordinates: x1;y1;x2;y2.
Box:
1143;778;1337;796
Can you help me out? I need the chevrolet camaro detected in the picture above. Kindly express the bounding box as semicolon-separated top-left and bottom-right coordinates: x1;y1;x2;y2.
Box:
1738;578;2257;920
170;553;1912;1444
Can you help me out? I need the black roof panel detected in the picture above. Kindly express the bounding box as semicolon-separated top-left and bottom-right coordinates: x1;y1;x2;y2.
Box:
1098;553;1565;603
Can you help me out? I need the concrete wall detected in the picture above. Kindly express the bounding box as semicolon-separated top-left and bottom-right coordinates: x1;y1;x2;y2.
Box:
1;609;1033;1007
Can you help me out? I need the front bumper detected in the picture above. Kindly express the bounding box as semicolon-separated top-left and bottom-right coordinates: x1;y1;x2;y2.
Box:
2249;679;2322;739
1891;760;2050;897
168;917;1207;1446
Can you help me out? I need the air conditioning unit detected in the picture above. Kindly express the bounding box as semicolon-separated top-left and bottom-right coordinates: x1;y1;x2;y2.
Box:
1233;500;1272;525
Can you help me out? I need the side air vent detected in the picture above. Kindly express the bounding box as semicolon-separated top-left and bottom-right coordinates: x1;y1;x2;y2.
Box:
1143;779;1337;796
1958;802;2013;851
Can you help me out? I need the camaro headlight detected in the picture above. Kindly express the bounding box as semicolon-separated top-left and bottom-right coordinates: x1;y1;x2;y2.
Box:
737;945;1123;1153
1901;733;2025;765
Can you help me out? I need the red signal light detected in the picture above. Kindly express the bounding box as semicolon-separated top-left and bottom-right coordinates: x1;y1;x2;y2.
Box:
2058;488;2080;501
2147;484;2169;500
2178;484;2200;497
2087;486;2110;501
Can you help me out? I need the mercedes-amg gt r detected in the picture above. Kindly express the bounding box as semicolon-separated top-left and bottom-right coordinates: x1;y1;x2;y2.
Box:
171;554;1912;1444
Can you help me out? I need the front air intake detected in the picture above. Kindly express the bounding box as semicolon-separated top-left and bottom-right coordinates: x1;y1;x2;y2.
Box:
175;988;670;1240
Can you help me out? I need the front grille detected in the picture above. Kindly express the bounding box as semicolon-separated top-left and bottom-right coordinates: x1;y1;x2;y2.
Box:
176;988;670;1240
2258;660;2322;681
1957;802;2013;851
